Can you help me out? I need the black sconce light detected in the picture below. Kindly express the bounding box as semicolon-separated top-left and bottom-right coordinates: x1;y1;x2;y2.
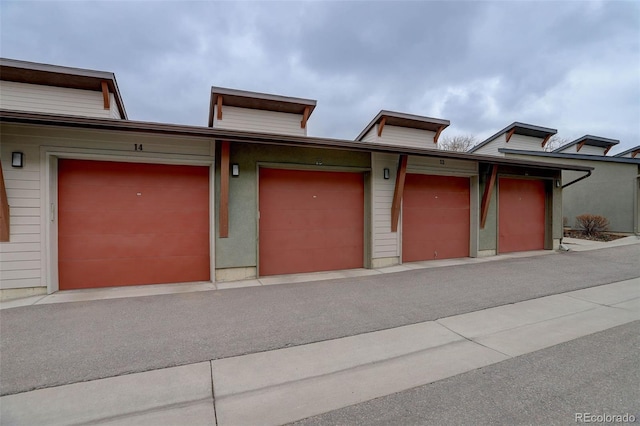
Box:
231;163;239;177
11;152;24;168
383;168;390;180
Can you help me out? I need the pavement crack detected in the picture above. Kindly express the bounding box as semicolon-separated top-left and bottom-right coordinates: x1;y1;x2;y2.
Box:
435;321;513;358
210;361;218;426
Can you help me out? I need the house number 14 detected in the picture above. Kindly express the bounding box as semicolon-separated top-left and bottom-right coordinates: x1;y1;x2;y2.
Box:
134;144;143;151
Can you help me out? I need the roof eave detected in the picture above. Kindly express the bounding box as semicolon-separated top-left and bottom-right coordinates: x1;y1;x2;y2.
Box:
355;110;450;141
0;109;591;172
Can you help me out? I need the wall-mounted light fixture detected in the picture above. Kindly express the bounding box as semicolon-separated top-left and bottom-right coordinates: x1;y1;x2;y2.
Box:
11;152;24;168
231;163;239;177
383;168;390;180
556;179;561;188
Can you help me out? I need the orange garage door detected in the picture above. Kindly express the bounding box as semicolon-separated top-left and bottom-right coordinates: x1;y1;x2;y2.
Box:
58;159;210;290
259;168;364;276
498;178;546;253
403;174;470;262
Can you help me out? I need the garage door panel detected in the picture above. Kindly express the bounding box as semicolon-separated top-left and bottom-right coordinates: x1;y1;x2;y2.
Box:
403;174;470;262
58;159;210;289
59;232;209;260
403;191;468;208
260;226;362;251
259;208;361;231
59;209;208;235
60;162;208;188
261;189;362;212
498;178;545;253
59;256;210;289
259;169;364;276
404;208;469;225
59;185;207;213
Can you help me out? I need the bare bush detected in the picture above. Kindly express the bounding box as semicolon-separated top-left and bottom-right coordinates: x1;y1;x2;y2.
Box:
575;214;610;237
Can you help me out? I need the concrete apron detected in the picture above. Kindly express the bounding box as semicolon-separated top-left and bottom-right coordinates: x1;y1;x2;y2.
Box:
2;279;638;426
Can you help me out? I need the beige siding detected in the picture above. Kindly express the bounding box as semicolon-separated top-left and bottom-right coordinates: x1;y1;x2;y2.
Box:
213;105;306;136
361;128;377;143
109;93;121;119
506;134;545;151
379;125;437;150
371;153;400;259
0;81;114;119
556;144;605;156
0;142;42;290
473;134;505;156
0;123;214;292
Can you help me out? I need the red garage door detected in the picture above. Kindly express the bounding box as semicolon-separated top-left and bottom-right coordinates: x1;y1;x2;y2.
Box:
403;174;470;262
498;178;546;253
58;159;210;290
259;168;364;276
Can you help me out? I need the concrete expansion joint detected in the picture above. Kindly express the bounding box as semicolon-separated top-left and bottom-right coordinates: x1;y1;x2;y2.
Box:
434;320;513;358
564;293;640;309
214;338;472;401
209;361;219;426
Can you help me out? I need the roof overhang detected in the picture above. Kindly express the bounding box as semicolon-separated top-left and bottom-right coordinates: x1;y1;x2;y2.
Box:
0;57;128;119
613;145;640;158
470;122;557;152
208;86;316;127
0;109;592;173
554;135;620;154
499;148;640;165
356;110;450;141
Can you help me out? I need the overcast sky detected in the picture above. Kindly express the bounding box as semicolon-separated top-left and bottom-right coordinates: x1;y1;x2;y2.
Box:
1;1;639;153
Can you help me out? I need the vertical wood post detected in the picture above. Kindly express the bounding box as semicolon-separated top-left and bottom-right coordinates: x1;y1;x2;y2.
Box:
480;165;498;229
391;155;408;232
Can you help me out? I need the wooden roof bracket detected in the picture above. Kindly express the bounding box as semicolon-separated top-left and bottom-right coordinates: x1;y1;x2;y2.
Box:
377;117;387;137
576;140;587;152
505;128;516;143
0;162;10;242
391;155;408;232
541;134;551;148
433;125;445;144
101;81;110;110
632;150;639;159
603;145;612;156
217;95;223;120
480;164;498;229
219;141;230;238
301;106;310;129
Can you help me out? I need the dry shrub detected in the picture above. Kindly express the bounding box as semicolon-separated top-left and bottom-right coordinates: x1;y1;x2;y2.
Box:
575;214;610;237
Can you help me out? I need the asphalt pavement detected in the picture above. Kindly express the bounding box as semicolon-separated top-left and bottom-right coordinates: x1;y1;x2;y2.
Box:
1;244;639;397
2;279;637;425
293;320;640;426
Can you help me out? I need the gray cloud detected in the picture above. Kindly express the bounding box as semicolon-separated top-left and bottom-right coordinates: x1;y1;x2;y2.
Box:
1;0;638;153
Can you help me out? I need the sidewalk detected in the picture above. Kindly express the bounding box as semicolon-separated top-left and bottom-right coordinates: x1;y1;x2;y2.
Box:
561;234;639;252
2;278;638;426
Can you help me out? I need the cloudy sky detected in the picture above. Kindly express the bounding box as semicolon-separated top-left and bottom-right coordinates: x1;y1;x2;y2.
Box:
1;1;639;153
